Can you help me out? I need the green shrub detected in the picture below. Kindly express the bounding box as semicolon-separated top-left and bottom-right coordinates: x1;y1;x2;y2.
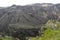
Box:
0;36;13;40
31;20;60;40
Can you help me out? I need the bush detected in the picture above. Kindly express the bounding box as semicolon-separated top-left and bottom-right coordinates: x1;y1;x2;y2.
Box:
31;20;60;40
0;36;13;40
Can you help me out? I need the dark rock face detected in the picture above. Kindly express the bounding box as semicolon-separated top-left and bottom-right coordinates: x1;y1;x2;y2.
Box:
0;3;60;38
12;29;40;37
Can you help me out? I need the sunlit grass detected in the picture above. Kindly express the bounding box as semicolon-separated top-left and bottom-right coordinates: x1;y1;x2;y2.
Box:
31;28;60;40
0;36;13;40
31;20;60;40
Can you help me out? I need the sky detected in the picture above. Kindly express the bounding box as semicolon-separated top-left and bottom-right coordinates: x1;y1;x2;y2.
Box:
0;0;60;7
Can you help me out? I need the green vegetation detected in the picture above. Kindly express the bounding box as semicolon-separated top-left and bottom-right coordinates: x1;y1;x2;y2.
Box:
0;36;13;40
31;20;60;40
41;28;60;40
31;28;60;40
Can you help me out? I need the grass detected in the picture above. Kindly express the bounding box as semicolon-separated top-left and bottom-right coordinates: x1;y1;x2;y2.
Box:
0;36;13;40
41;28;60;40
31;20;60;40
31;28;60;40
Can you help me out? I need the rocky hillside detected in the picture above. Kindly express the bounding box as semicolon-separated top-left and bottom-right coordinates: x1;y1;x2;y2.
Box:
0;3;60;33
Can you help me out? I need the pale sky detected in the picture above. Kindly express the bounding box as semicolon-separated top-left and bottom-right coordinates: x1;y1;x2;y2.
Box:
0;0;60;7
